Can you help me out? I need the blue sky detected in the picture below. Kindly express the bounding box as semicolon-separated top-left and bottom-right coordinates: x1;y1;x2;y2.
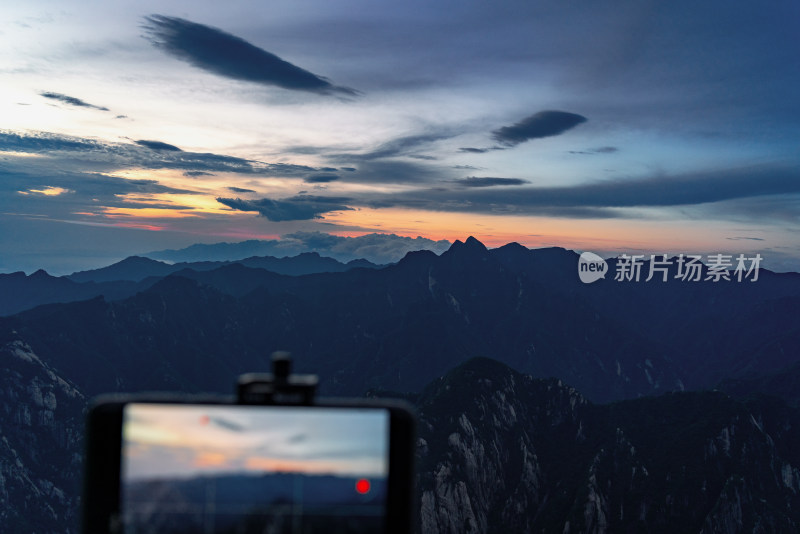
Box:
1;1;798;273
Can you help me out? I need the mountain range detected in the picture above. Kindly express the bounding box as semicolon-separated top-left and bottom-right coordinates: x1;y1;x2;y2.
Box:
0;252;381;317
0;237;798;532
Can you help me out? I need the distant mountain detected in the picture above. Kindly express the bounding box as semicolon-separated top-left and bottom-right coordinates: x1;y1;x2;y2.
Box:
3;238;798;405
67;252;383;283
0;269;151;317
0;253;382;316
68;256;176;283
144;232;452;265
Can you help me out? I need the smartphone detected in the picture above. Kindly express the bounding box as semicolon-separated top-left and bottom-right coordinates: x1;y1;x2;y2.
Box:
83;396;415;534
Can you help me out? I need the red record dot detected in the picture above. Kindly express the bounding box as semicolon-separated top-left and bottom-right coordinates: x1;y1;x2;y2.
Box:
199;415;210;425
355;478;371;494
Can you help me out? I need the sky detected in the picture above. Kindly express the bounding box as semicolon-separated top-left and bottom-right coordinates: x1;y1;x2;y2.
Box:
122;404;389;481
1;1;798;274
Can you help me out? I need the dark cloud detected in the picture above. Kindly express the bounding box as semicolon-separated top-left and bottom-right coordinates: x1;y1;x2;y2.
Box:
341;167;357;172
701;194;800;225
0;130;102;152
327;159;447;185
726;236;765;241
227;186;256;193
135;140;182;151
142;15;358;96
40;92;109;111
216;195;353;221
343;132;452;161
185;171;214;177
353;164;800;220
456;177;528;188
569;146;619;155
1;131;318;177
492;111;587;146
304;174;340;183
0;166;200;220
459;147;493;154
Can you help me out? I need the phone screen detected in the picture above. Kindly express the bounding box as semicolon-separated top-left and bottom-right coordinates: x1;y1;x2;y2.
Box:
120;403;390;533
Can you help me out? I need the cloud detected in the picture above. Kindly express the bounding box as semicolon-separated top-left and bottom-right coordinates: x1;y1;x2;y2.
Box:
0;165;201;222
352;163;800;220
280;231;452;263
40;92;109;111
145;232;452;265
304;174;340;183
726;236;765;241
593;146;618;154
185;171;214;177
0;130;318;177
329;159;448;185
360;133;451;160
142;15;358;96
569;146;619;155
135;140;182;151
331;132;452;162
458;147;495;154
455;177;528;187
227;186;256;193
0;130;102;152
216;195;353;221
492;111;587;146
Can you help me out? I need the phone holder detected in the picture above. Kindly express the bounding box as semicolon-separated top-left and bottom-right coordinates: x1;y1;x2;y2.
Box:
236;351;318;406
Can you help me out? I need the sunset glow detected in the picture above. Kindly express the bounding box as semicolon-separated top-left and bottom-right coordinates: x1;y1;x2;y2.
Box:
1;2;797;274
122;404;389;481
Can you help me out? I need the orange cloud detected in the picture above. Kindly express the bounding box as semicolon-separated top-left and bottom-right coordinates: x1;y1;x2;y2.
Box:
101;206;199;219
194;451;230;468
21;186;72;196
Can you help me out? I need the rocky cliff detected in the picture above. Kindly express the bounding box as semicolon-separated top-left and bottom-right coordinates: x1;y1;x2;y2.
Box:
0;331;85;533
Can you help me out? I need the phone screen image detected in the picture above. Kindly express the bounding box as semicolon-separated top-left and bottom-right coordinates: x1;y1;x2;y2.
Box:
120;403;390;534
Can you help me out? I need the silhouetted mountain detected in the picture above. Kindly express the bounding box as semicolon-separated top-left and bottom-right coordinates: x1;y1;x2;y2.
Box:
68;256;175;283
144;233;451;265
67;252;383;283
0;269;151;317
0;253;381;317
2;237;799;533
2;238;798;404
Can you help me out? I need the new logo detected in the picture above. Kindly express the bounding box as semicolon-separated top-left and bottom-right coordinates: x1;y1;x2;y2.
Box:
578;252;608;284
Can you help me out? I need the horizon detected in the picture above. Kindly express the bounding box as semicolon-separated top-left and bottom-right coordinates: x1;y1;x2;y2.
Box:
2;2;798;275
6;233;799;278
